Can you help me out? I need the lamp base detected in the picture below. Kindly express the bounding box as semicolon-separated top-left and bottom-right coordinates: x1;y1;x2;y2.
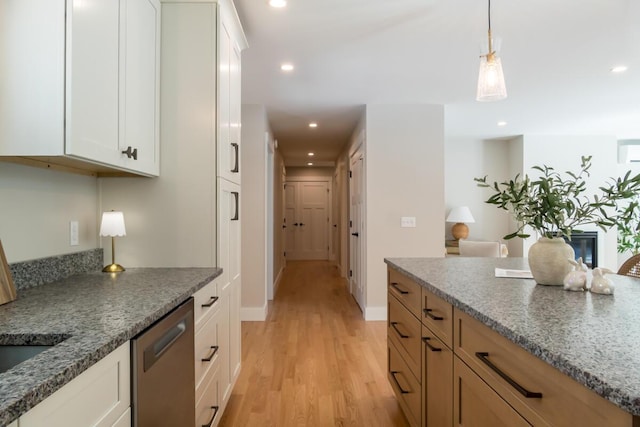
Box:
451;223;469;240
102;263;125;273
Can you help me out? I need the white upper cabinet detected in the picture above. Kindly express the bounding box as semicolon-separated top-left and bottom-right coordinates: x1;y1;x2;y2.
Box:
0;0;160;177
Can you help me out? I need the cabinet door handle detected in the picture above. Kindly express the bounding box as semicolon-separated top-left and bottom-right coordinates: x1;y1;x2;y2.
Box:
121;146;138;160
201;296;218;308
423;308;443;321
475;352;543;398
422;336;442;352
231;191;239;221
231;143;239;173
390;371;410;394
389;282;409;295
390;322;409;339
201;345;219;362
351;232;359;237
202;406;219;427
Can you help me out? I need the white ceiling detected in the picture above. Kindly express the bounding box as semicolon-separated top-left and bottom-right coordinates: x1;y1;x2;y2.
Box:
235;0;640;166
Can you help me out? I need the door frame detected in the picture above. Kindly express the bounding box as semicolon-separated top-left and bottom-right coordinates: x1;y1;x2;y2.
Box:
349;146;365;313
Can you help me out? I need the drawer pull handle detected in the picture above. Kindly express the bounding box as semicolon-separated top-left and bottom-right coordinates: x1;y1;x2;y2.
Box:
390;282;409;295
390;322;409;339
422;336;442;352
201;345;219;362
475;352;543;398
201;296;219;308
390;371;410;394
202;405;219;427
231;143;239;173
423;308;443;321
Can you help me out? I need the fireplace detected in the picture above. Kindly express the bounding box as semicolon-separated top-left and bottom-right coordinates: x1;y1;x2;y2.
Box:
564;231;598;268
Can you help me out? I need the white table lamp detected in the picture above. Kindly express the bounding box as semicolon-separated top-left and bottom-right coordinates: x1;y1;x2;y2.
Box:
100;211;126;273
446;206;475;240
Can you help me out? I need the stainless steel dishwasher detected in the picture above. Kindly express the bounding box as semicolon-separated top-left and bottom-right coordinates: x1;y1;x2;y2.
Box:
132;297;195;426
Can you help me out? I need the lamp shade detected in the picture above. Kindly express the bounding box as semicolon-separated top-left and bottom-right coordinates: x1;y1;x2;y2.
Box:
100;211;126;237
477;55;507;101
446;206;475;224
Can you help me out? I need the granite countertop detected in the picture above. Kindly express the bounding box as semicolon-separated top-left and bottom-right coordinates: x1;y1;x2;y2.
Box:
0;267;222;426
385;257;640;417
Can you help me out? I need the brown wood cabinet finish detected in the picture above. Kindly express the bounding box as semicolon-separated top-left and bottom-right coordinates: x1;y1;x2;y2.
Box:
389;292;422;381
422;324;453;427
389;341;422;427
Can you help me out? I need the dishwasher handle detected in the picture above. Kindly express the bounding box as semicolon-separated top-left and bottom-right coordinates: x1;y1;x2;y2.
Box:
144;316;188;372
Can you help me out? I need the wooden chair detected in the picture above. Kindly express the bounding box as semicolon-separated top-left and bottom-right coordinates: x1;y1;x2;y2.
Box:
617;254;640;278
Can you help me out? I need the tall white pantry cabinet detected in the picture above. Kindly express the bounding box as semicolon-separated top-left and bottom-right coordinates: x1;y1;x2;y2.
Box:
99;0;246;424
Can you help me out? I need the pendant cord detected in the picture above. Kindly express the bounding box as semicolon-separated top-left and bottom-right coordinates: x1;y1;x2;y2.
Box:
488;0;491;32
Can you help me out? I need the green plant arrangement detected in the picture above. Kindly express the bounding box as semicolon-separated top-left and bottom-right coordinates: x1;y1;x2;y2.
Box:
474;155;640;241
617;196;640;255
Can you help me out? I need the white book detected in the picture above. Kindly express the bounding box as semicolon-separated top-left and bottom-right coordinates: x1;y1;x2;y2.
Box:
494;268;534;279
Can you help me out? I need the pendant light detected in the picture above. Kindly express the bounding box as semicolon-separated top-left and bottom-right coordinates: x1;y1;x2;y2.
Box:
477;0;507;101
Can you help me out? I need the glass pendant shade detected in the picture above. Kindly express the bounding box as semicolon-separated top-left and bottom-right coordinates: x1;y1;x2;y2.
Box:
477;54;507;101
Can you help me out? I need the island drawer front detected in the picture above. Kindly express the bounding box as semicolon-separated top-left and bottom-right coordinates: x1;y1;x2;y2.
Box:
454;356;531;427
422;287;453;348
194;279;220;328
388;292;422;381
195;305;221;395
388;341;421;427
422;324;453;427
195;363;221;427
454;309;633;427
388;268;422;319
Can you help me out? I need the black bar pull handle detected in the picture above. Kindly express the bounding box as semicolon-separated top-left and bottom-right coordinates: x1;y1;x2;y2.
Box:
231;191;239;221
390;322;409;339
422;336;442;352
475;352;543;398
121;146;138;160
390;371;410;394
390;282;409;295
423;308;443;321
201;345;219;362
231;143;239;173
201;296;219;308
351;232;359;237
202;406;219;427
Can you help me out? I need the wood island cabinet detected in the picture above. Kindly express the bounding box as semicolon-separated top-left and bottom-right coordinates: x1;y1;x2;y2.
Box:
387;266;635;427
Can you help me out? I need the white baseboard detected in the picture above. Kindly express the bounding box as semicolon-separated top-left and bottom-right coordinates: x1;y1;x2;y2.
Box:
364;306;387;321
240;303;268;321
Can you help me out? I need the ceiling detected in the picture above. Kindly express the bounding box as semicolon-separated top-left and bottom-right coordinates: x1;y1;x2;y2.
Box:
235;0;640;166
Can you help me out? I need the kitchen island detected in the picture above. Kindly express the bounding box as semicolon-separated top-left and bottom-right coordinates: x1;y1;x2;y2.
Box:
0;267;221;425
385;257;640;426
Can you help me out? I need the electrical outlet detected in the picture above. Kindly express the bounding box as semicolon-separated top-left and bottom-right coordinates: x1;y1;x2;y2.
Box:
70;221;79;246
400;217;416;228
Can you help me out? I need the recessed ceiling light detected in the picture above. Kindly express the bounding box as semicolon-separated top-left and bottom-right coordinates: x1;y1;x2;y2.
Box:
497;121;507;127
280;63;294;72
309;122;318;128
611;65;628;73
307;162;313;166
308;152;315;156
269;0;286;7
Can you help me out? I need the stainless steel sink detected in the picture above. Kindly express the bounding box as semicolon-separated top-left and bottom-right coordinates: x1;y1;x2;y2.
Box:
0;345;53;374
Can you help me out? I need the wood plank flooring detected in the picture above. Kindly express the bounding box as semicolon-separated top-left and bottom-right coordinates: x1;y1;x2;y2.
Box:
219;261;409;427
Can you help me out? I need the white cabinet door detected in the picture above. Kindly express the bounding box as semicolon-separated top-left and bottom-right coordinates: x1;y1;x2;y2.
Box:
228;40;242;185
120;0;160;176
65;0;121;166
20;342;130;427
217;20;233;183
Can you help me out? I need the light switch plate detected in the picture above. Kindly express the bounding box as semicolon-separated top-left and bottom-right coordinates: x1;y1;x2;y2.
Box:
400;217;416;228
70;221;79;246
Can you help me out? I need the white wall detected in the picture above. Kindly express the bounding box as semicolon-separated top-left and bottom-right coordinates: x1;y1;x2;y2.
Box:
0;162;99;263
240;104;269;320
286;167;334;178
365;104;445;320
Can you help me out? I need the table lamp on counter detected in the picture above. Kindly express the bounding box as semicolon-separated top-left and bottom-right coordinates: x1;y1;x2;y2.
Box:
100;211;127;273
446;206;475;241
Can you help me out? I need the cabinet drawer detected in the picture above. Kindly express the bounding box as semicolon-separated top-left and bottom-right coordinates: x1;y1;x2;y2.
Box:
388;342;421;427
422;324;453;427
454;309;632;427
388;292;422;381
195;364;221;427
195;306;221;393
454;356;531;427
422;287;453;348
388;268;422;319
194;279;220;328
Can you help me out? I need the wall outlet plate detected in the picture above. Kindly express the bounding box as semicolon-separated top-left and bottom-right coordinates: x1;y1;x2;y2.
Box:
400;217;416;228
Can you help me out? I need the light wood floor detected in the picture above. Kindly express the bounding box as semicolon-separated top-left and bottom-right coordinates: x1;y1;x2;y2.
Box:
219;261;409;427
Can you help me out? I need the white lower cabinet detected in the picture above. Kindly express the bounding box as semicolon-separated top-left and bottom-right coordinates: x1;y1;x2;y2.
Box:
19;342;130;427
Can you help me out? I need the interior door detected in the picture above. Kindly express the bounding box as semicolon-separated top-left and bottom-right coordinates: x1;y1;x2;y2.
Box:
285;181;329;260
350;152;365;313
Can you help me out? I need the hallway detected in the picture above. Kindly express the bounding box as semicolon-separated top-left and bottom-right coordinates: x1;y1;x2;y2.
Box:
219;261;409;426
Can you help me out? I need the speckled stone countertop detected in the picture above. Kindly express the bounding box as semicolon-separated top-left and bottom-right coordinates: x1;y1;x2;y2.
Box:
385;257;640;417
0;268;222;426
